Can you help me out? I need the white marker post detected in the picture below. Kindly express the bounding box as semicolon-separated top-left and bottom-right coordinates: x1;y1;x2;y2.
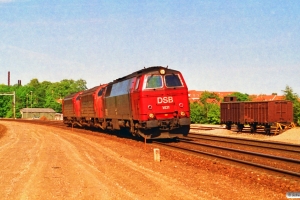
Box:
153;148;160;162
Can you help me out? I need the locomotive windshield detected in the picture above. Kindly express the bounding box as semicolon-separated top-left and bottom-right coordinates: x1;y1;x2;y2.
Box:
145;75;163;88
144;73;183;89
165;74;183;87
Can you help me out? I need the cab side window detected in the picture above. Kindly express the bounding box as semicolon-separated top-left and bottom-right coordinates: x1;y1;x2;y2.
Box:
98;88;104;96
135;77;140;90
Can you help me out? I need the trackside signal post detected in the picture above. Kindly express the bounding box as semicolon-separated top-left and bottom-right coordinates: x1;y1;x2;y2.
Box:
0;91;16;119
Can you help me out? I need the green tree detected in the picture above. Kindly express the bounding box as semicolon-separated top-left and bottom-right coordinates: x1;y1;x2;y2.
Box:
43;79;87;113
190;102;204;123
228;92;251;101
190;91;221;124
0;78;87;118
199;91;221;104
33;81;52;108
207;103;220;124
0;84;13;118
27;78;40;90
282;85;300;125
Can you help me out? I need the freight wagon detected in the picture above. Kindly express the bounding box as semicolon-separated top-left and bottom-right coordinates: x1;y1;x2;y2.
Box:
220;97;293;134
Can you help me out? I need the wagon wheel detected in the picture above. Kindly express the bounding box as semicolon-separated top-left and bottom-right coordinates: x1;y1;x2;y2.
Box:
250;125;257;133
264;125;271;135
237;124;244;132
226;123;232;130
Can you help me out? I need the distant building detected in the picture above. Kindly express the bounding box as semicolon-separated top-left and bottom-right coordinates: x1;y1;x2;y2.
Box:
251;94;284;101
54;113;63;120
188;90;235;103
20;108;56;120
188;90;286;103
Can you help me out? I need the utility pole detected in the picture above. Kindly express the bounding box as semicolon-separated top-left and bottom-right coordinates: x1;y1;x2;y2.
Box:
30;91;33;108
13;91;15;119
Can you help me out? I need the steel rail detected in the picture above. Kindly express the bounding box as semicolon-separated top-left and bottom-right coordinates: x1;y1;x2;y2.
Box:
186;133;300;153
152;141;300;178
180;140;300;163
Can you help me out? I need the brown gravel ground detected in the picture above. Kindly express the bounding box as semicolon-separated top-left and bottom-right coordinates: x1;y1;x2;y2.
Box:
0;120;299;200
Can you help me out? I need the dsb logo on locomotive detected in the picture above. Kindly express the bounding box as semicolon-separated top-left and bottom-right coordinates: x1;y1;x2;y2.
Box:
157;96;173;104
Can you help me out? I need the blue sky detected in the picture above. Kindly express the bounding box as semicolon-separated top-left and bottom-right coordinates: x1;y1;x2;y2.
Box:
0;0;299;95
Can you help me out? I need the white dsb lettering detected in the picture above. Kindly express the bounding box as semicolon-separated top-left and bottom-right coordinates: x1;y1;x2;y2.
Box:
157;97;173;104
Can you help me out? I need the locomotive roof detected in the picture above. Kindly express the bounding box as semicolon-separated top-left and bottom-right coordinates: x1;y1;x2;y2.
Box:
113;66;180;82
63;91;82;100
80;84;107;96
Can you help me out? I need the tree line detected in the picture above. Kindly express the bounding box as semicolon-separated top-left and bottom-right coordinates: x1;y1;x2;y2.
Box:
0;78;87;118
0;79;299;125
190;86;300;125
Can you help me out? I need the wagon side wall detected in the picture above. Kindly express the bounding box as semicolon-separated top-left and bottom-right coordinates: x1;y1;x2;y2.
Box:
244;102;269;123
221;100;294;125
267;101;293;123
220;102;244;124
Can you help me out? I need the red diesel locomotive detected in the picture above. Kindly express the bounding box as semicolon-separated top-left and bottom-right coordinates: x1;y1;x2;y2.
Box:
62;66;191;139
62;91;82;120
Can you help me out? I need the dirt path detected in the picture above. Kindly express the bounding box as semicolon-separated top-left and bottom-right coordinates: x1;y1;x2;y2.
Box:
0;121;293;199
0;121;208;199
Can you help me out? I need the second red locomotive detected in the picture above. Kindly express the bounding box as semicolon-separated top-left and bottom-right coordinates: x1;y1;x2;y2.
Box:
62;66;191;139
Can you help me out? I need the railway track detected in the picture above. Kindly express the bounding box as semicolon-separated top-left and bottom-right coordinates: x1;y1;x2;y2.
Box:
190;125;282;134
152;134;300;178
187;132;300;155
2;119;300;178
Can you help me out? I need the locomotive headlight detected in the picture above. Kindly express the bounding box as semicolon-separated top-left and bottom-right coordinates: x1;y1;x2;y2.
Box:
180;111;186;117
179;103;184;108
149;113;155;119
159;69;166;75
148;105;152;110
